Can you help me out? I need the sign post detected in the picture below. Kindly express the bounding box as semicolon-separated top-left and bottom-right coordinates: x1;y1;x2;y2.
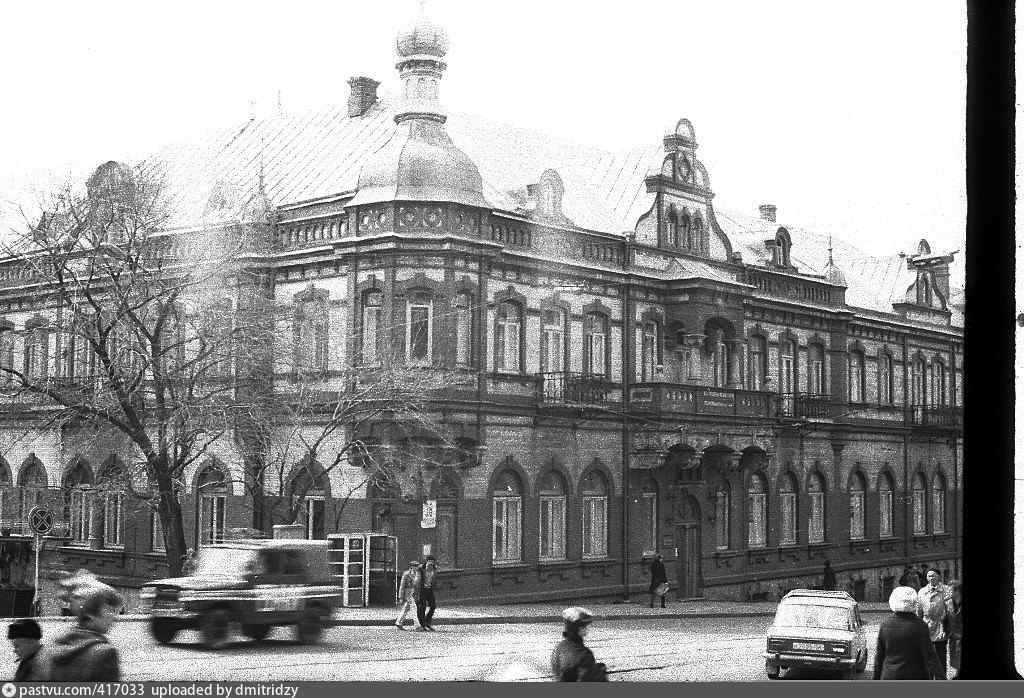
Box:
28;506;54;616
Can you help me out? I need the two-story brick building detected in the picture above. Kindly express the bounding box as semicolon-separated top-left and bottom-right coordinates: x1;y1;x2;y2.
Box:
0;7;961;609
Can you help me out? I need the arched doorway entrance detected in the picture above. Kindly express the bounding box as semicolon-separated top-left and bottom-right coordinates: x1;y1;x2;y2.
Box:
674;495;702;598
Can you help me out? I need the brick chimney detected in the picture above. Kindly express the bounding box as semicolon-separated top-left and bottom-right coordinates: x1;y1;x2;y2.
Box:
759;204;777;222
347;76;380;117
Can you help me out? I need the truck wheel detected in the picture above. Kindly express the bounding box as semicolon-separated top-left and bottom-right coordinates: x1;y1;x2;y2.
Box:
150;619;178;645
243;624;271;641
201;609;236;650
294;607;324;644
766;660;780;680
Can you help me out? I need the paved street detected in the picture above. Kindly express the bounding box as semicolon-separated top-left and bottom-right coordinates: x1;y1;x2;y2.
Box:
9;616;881;681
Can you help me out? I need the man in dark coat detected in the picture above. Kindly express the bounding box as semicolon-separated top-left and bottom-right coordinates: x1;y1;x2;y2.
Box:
648;554;668;608
551;607;607;681
34;582;122;681
873;586;945;680
8;618;42;681
822;560;837;591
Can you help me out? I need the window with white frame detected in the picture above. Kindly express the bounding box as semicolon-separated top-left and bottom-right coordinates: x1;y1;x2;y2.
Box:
932;362;947;407
911;359;926;406
406;290;432;365
581;471;608;558
540;309;565;375
780;338;796;394
197;464;229;546
780;473;798;545
455;291;473;367
808;344;825;395
932;472;946;534
715;482;731;549
879;352;894;405
911;472;927;535
291;467;327;539
295;295;328;374
640;321;662;382
495;302;522;373
879;473;895;538
640;480;658;555
849;472;866;540
538;471;567;561
361;290;383;364
584;313;608;377
24;325;48;379
808;473;826;544
849;350;866;403
749;336;767;391
65;462;95;545
747;473;768;548
492;470;522;562
99;462;128;548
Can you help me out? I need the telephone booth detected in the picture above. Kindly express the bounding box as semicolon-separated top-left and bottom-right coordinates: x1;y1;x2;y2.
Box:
327;533;398;607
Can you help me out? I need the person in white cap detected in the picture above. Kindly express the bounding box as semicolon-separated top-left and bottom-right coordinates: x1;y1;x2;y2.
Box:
395;559;424;631
872;586;944;680
550;607;608;681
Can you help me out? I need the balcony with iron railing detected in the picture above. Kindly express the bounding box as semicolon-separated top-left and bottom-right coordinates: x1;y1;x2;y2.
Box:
908;404;963;431
539;372;619;406
628;383;775;418
775;393;837;420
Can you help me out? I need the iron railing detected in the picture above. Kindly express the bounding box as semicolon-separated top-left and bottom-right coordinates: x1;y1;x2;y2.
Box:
539;372;616;405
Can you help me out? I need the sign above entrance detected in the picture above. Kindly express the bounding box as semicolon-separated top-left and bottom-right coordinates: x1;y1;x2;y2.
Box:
28;506;54;536
421;499;436;529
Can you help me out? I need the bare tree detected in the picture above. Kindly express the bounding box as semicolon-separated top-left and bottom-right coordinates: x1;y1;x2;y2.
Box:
0;160;269;576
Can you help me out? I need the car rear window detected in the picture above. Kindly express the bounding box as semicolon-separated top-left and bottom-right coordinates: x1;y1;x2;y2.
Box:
775;603;851;630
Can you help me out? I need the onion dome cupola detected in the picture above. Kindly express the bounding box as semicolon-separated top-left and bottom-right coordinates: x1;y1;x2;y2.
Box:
348;3;487;209
823;236;847;287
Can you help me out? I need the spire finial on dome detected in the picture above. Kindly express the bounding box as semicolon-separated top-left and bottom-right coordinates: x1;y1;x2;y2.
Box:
828;234;833;264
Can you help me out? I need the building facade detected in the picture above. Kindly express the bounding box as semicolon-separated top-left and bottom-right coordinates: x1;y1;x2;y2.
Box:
0;9;961;610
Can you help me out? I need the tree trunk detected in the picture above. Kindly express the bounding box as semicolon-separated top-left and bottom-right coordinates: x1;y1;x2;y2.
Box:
154;465;187;578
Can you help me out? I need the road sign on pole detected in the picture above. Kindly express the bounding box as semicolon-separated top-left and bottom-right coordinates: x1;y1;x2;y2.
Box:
28;506;54;536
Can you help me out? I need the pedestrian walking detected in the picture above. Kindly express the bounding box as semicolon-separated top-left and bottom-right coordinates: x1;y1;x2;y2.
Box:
395;559;424;631
648;554;668;608
873;586;944;680
900;565;921;591
34;581;122;681
416;555;438;631
822;560;837;591
8;618;42;682
947;580;962;674
917;569;953;676
550;607;608;681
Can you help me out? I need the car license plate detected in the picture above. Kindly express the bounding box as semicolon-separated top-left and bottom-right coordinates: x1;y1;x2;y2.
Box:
792;642;824;651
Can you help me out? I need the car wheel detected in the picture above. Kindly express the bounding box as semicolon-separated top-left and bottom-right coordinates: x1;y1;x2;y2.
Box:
150;619;178;645
294;606;324;644
200;608;236;650
766;660;780;680
243;624;271;641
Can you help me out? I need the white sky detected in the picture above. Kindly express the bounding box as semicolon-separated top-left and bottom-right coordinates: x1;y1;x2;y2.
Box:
0;0;966;261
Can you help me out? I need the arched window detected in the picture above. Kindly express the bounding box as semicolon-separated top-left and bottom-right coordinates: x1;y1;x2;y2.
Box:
681;214;693;250
879;352;894;405
435;469;460;568
666;208;679;247
694;218;704;253
291;466;327;539
99;460;127;548
0;460;11;533
779;338;797;415
24;323;48;379
0;327;14;386
911;359;927;407
808;473;826;544
18;460;47;537
295;294;328;374
808;344;825;395
538;471;567;561
492;470;523;562
779;473;798;545
454;291;473;367
878;472;895;538
749;335;767;391
197;463;229;546
361;290;383;364
540;309;566;376
640;479;658;555
406;290;433;365
715;481;731;550
584;313;608;378
495;302;522;373
849;350;866;403
849;472;866;540
581;471;608;558
747;473;768;548
911;472;927;535
932;472;947;534
640;321;662;382
65;461;94;545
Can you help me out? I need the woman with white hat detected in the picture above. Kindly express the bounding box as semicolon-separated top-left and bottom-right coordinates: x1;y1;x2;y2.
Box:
872;586;945;680
550;607;608;681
